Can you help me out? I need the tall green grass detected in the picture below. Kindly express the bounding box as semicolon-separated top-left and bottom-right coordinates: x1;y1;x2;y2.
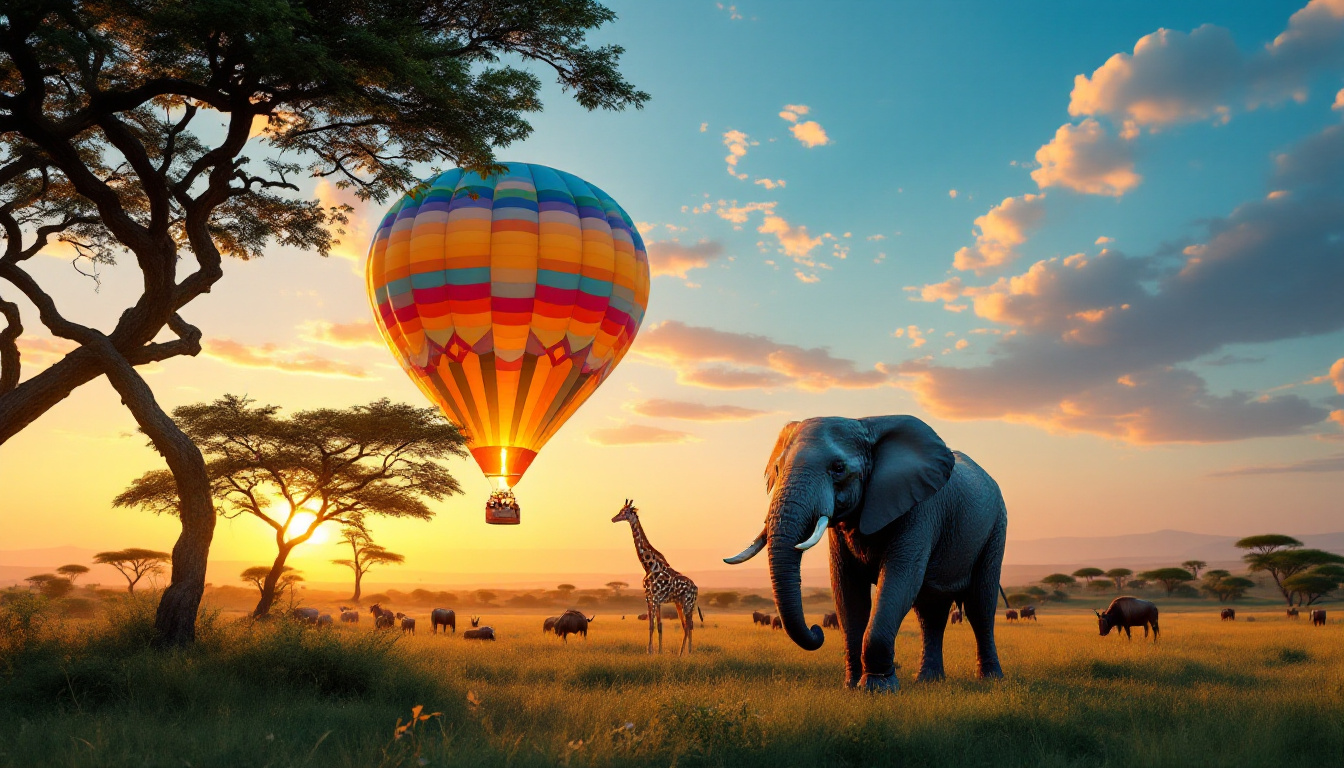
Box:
1;596;1340;767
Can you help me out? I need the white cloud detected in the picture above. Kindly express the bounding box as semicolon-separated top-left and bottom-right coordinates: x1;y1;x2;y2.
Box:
948;189;958;198
953;194;1047;273
723;130;757;179
779;104;829;147
1032;119;1141;196
647;239;726;281
589;424;698;446
754;178;786;190
892;326;927;348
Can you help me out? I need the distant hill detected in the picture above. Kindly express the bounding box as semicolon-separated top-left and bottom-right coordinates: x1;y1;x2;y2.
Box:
4;531;1342;591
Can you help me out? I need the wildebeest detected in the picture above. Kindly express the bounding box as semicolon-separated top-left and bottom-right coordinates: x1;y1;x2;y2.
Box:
1004;609;1019;622
1020;605;1037;622
395;612;416;635
1286;607;1299;619
1096;597;1159;640
316;613;333;628
369;604;395;629
553;609;595;642
543;616;560;633
340;610;360;623
771;616;783;630
751;610;771;626
822;612;839;629
430;608;455;634
1310;609;1326;626
464;626;496;640
1221;608;1235;621
290;607;320;624
949;607;963;625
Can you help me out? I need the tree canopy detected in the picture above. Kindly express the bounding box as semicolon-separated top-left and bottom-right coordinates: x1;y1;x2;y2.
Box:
114;395;466;616
331;527;404;603
1244;548;1344;605
1072;567;1104;583
1;0;645;646
56;564;89;584
1138;568;1195;595
1042;573;1077;588
93;548;170;593
1234;535;1304;555
1181;560;1207;578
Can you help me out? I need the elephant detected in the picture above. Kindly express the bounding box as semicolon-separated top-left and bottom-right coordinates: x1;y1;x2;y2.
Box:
723;416;1008;692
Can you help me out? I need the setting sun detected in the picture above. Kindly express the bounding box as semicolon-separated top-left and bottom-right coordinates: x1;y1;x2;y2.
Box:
286;511;328;546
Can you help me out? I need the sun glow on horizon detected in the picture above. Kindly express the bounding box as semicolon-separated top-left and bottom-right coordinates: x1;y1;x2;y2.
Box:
286;511;329;547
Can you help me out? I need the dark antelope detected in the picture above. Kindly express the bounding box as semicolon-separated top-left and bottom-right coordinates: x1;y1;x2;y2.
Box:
1096;597;1159;641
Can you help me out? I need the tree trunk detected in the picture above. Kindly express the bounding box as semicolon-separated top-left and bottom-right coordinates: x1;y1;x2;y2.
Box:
253;544;296;617
352;569;363;603
95;345;215;646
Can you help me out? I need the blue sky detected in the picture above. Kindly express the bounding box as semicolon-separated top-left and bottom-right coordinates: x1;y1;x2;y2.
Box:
4;0;1342;583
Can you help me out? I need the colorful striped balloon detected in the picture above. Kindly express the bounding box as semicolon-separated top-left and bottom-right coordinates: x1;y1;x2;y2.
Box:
366;163;650;522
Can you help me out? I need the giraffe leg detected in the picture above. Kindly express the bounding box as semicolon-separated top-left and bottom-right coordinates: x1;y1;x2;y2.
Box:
646;599;656;654
656;604;664;653
675;602;688;655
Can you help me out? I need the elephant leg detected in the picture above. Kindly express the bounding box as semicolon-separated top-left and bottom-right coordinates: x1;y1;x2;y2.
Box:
913;590;953;682
963;516;1006;679
830;534;871;689
860;540;931;693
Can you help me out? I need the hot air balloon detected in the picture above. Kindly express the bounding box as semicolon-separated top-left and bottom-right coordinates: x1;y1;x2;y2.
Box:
366;163;650;524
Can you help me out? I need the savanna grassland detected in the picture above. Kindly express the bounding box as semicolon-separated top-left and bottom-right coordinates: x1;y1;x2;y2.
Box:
1;597;1341;768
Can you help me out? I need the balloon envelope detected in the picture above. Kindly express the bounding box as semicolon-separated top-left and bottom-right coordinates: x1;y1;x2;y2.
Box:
366;163;650;496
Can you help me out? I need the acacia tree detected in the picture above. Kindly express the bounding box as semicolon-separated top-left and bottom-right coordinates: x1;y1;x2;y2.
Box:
331;527;404;603
56;564;89;586
1139;568;1195;596
1072;567;1104;584
1182;560;1207;579
605;581;628;598
0;0;646;646
1105;568;1132;592
1042;573;1077;590
94;548;170;593
114;395;466;616
241;565;302;605
1236;534;1344;605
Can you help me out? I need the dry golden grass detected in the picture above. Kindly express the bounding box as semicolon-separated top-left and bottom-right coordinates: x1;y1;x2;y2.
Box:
1;600;1341;767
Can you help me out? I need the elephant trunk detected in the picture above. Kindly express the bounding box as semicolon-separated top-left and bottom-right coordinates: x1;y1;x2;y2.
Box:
768;538;824;650
767;496;826;651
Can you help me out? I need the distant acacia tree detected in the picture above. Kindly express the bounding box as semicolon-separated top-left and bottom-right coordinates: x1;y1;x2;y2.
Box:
557;584;577;598
1202;573;1255;602
1139;568;1195;596
1236;535;1344;605
605;581;629;598
56;564;89;586
1072;567;1105;584
1042;573;1077;590
25;574;73;599
475;590;498;606
1182;560;1208;579
94;549;169;594
240;566;302;605
0;0;646;647
705;591;741;608
1105;568;1133;592
115;396;465;617
331;528;405;603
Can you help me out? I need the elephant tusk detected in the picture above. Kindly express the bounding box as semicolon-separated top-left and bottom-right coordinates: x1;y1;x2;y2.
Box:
723;528;767;564
795;516;830;551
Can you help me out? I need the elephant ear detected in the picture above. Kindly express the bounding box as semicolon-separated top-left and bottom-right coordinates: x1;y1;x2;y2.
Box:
764;421;802;494
857;416;955;535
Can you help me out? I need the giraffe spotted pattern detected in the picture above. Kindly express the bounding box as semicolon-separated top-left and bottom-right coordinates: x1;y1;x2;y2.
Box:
612;499;702;654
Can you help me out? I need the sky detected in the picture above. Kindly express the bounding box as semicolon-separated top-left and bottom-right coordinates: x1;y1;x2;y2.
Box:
2;1;1343;589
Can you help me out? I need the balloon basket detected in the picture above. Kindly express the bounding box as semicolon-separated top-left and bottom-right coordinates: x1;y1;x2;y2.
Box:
486;489;520;525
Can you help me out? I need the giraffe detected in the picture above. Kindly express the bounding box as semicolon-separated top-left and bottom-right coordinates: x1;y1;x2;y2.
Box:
612;499;703;654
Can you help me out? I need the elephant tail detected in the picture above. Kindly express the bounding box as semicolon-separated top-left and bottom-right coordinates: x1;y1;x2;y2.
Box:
999;585;1011;610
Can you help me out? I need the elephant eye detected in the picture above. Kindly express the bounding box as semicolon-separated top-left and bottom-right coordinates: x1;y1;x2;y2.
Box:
829;460;847;477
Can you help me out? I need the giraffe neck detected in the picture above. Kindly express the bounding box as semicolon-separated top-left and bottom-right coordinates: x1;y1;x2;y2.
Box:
627;515;669;575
